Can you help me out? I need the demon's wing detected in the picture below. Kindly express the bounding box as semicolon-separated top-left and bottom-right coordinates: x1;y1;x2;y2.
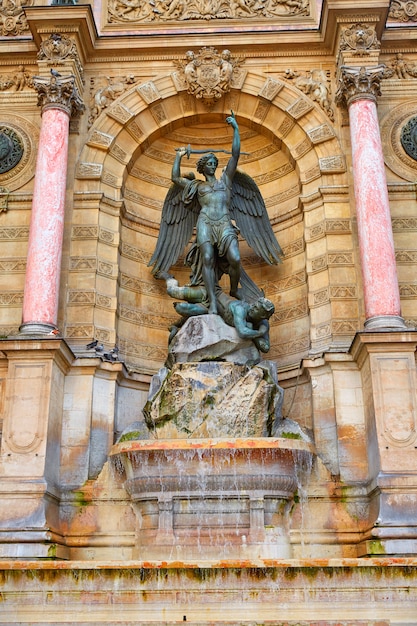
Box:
148;181;200;279
230;170;283;265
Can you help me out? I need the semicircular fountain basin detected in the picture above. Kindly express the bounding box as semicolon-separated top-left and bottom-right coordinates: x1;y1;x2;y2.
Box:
110;437;315;561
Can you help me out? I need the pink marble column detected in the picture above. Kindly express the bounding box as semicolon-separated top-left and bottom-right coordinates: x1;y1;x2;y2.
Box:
336;66;406;331
20;74;84;335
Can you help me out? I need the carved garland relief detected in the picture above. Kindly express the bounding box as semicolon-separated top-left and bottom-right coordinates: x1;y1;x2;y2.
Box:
108;0;310;24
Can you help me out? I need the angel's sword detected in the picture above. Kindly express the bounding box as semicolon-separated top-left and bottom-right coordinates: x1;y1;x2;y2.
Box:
182;144;250;159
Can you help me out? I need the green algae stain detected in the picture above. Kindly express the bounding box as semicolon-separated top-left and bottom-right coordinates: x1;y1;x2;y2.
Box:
302;567;319;580
280;431;302;440
73;488;90;510
367;539;386;555
47;544;57;559
118;430;142;442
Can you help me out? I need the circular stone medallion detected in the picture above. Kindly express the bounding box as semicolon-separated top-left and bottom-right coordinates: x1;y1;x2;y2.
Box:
380;101;417;181
0;116;39;191
0;127;24;174
400;116;417;161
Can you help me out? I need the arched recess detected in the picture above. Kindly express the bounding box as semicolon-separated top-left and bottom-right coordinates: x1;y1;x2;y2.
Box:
69;70;356;378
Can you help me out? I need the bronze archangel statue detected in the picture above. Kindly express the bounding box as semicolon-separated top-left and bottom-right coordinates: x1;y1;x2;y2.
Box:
149;112;283;325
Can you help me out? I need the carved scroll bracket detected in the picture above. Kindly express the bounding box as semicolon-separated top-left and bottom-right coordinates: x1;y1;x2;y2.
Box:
37;33;84;93
339;22;380;57
337;22;381;72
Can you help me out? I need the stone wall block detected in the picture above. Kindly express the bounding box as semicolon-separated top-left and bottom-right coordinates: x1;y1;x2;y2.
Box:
88;367;120;479
60;368;94;487
330;360;369;482
304;361;339;476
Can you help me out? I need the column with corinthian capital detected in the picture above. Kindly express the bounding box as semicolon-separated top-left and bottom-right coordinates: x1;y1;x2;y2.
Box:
336;66;406;330
20;74;84;335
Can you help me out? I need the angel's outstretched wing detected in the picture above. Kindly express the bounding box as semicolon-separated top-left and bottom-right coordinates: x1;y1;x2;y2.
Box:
238;266;265;304
148;181;200;279
230;170;283;265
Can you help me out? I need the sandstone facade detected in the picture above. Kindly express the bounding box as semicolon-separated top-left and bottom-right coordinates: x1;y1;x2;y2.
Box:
0;1;417;623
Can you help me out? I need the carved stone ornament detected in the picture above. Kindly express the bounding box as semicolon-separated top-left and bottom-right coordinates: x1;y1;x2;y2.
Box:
0;127;23;174
389;0;417;21
401;116;417;161
38;33;83;80
339;23;380;56
0;186;9;213
0;115;39;191
108;0;310;24
33;74;85;118
284;69;334;120
175;48;243;107
0;0;33;36
88;74;138;127
335;65;385;108
382;53;417;80
0;66;33;92
380;101;417;181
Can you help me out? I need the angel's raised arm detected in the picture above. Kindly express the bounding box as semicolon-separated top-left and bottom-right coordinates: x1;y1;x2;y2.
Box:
171;147;189;187
225;112;240;182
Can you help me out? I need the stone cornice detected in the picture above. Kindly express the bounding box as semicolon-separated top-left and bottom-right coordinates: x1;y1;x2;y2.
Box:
24;5;98;67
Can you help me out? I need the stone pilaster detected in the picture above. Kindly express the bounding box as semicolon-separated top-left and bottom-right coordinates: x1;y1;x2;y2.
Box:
0;339;73;559
336;66;406;331
350;332;417;556
20;74;84;335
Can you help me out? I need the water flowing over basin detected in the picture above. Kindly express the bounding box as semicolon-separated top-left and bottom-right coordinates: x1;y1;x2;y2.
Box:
110;437;315;561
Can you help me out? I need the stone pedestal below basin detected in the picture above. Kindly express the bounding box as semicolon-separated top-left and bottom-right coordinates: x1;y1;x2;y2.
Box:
110;438;314;561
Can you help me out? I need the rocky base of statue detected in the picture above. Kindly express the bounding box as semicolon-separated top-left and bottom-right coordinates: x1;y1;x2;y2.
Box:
166;314;262;368
143;359;283;439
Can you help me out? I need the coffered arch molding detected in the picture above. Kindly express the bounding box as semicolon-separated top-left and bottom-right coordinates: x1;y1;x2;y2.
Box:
70;71;350;371
76;70;346;203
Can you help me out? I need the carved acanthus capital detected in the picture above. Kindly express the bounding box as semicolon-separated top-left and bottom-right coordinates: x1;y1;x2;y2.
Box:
33;74;85;118
335;65;385;108
339;23;380;57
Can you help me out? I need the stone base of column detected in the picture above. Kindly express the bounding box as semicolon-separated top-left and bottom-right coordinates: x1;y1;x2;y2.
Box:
0;478;69;560
350;331;417;556
357;471;417;556
19;321;58;335
364;314;408;331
